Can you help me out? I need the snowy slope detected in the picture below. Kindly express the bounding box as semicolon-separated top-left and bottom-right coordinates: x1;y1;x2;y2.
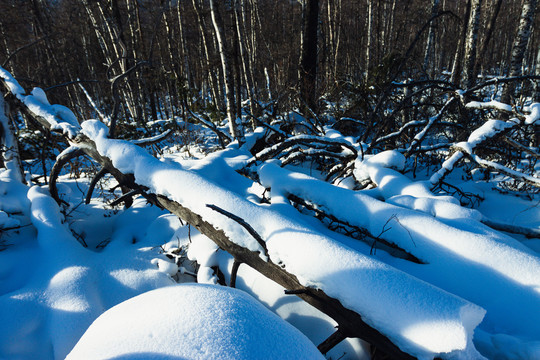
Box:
67;284;325;360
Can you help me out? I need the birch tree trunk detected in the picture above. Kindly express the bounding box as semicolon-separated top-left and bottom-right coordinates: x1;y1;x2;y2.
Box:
192;0;222;111
209;0;242;144
233;0;256;123
535;46;540;102
423;0;441;76
501;0;538;103
451;0;471;86
365;0;374;80
461;0;482;89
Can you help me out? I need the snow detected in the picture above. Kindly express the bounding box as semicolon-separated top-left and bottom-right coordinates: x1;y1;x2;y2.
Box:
465;100;513;112
66;284;325;360
1;65;540;359
150;258;179;276
0;66;25;96
466;119;517;147
258;162;540;358
212;253;370;359
0;95;23;182
81;120;269;258
355;151;480;220
82;120;488;358
0;178;176;359
131;129;172;145
75;117;540;358
525;102;540;125
0;209;19;228
0;66;80;137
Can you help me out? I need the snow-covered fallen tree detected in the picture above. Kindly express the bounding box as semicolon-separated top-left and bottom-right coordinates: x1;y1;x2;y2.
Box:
2;65;540;360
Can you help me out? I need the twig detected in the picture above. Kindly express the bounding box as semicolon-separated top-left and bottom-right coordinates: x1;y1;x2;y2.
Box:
318;329;348;355
230;259;242;288
49;146;85;206
85;167;109;204
2;35;49;67
206;204;269;258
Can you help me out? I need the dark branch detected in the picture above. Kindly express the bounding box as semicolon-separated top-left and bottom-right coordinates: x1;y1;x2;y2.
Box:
206;204;269;258
49;147;85;206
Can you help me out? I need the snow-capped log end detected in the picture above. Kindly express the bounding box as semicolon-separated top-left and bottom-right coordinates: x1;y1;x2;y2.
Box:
0;66;81;139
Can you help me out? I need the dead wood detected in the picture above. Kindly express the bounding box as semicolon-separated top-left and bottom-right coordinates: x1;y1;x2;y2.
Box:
0;70;417;359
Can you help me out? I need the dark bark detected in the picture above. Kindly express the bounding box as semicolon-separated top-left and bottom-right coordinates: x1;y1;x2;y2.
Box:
300;0;319;112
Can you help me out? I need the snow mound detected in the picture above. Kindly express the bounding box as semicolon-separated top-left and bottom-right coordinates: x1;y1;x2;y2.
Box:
67;284;324;360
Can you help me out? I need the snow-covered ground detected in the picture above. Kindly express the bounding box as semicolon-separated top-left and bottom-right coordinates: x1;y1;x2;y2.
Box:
1;136;539;359
1;67;540;359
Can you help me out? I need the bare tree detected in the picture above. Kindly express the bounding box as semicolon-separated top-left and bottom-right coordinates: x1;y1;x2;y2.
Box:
209;0;242;144
423;0;441;76
192;0;223;111
233;0;256;122
501;0;538;103
365;0;374;80
299;0;320;112
473;0;503;77
461;0;483;88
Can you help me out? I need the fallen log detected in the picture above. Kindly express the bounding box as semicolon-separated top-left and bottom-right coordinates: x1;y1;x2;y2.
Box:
1;66;486;359
156;195;415;359
0;65;416;359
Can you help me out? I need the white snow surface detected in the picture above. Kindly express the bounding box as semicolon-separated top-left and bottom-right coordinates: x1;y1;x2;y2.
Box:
81;120;486;359
354;151;481;221
0;177;175;359
465;100;512;112
0;66;80;137
67;284;325;360
525;102;540;125
258;162;540;358
0;87;538;359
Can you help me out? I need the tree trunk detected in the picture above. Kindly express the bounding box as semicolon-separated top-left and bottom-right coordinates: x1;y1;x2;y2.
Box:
209;0;242;144
423;0;441;76
299;0;319;112
234;0;256;124
365;0;374;80
473;0;503;78
535;46;540;102
451;0;471;86
501;0;538;103
461;0;482;89
192;0;222;112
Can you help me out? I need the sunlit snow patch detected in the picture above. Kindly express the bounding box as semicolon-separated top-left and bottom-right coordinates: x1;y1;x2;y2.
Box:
67;284;325;360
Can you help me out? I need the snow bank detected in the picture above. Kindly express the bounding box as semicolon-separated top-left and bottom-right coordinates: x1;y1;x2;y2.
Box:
82;120;268;258
0;184;175;360
259;162;540;357
67;284;324;360
81;120;486;359
212;252;371;359
0;169;30;213
354;150;481;221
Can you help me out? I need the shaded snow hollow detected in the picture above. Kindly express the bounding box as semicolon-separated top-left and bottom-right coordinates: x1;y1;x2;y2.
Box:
67;284;325;360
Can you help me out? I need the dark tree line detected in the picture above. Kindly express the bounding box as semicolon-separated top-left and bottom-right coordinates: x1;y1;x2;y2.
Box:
0;0;538;142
